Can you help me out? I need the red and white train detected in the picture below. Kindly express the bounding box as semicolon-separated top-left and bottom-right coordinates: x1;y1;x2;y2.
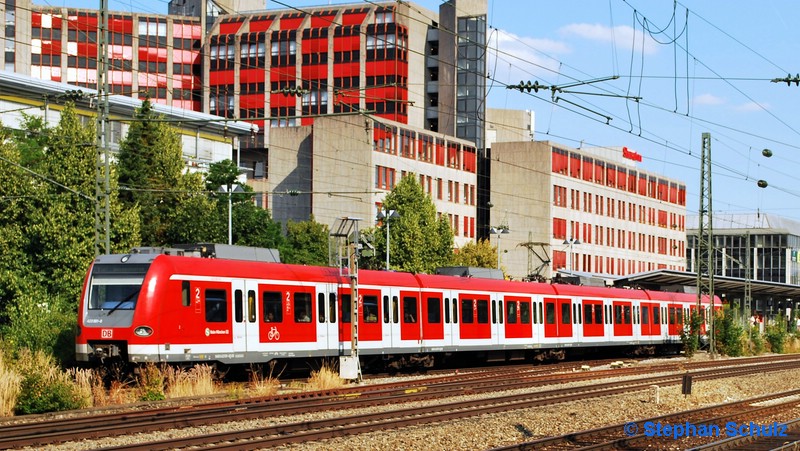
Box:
76;248;714;368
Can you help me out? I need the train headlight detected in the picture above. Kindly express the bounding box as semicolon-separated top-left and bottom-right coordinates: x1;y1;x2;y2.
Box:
133;326;153;337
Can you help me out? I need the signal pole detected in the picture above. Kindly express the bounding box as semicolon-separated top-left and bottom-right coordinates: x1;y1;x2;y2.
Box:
695;132;715;357
95;0;110;255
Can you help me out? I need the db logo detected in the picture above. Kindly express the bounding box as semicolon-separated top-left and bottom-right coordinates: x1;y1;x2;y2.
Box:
101;329;113;339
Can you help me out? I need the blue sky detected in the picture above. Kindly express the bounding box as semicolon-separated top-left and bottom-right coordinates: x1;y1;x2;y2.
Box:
46;1;800;222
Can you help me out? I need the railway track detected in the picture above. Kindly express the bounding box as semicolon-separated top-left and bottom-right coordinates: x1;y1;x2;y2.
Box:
1;354;797;450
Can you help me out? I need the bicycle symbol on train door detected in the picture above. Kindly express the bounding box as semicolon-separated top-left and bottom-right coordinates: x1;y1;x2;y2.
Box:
268;326;280;341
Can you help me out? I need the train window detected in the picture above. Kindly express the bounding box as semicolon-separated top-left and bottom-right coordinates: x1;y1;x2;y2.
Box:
491;300;496;324
328;293;337;324
623;306;631;324
445;298;450;323
383;296;390;323
477;300;489;324
538;302;543;324
653;306;660;325
452;300;458;324
668;307;676;325
594;304;603;324
248;290;256;323
641;306;649;325
294;292;312;323
584;304;592;324
499;301;503;324
561;302;570;325
234;290;243;323
341;295;351;323
318;293;325;323
545;303;555;324
520;302;530;324
393;296;399;324
403;297;417;323
573;304;577;324
427;297;441;323
614;305;622;324
182;281;190;307
461;299;474;323
263;291;282;322
364;295;379;323
507;302;517;324
205;289;227;323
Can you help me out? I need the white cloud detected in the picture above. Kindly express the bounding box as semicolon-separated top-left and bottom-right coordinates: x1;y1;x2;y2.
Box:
734;102;767;112
559;23;660;55
488;29;568;85
693;93;725;106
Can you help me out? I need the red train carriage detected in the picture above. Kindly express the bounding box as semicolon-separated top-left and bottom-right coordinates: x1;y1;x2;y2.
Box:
76;250;714;368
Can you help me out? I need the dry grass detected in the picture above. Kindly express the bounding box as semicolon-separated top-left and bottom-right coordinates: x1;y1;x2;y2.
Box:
786;335;800;353
307;361;345;391
247;363;281;397
67;367;94;407
165;364;219;399
0;349;22;416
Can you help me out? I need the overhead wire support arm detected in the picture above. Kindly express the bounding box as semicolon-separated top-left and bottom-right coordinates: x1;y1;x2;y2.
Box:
771;74;800;86
554;96;613;124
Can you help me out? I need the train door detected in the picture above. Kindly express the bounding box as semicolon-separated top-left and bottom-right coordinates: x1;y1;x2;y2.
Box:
399;290;421;345
668;303;683;336
359;289;382;345
442;291;456;347
612;301;633;337
421;292;444;343
543;297;572;338
504;296;533;339
231;281;259;356
459;294;492;340
582;299;604;338
317;285;338;352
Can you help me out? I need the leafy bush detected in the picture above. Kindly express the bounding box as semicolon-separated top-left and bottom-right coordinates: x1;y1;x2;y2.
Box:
765;315;788;354
137;364;166;401
13;349;88;415
748;325;765;355
680;311;704;357
715;307;745;357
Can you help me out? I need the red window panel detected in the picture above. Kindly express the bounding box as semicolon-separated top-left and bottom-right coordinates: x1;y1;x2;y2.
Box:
628;171;637;193
271;94;297;108
638;175;648;196
582;158;593;182
333;35;360;52
109;71;133;85
333;61;359;78
657;180;669;200
463;148;476;173
240;94;264;110
40;41;62;54
138;47;168;62
239;68;263;84
470;217;475;238
302;65;327;80
340;10;368;26
302;37;327;54
209;71;235;85
569;153;581;178
311;14;336;28
32;12;42;28
553;218;566;240
658;210;667;228
551;148;568;174
617;168;627;190
594;161;604;184
280;16;304;30
678;186;686;206
219;21;244;34
553;250;566;270
109;17;133;34
606;165;616;186
669;183;678;204
435;141;445;166
249;19;274;32
76;42;98;57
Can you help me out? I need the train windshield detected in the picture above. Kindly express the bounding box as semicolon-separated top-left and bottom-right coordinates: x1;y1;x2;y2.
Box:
87;263;149;311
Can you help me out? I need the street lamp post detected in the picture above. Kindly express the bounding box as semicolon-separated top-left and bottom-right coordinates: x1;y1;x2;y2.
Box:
490;226;510;269
563;237;581;272
377;208;400;270
219;184;244;245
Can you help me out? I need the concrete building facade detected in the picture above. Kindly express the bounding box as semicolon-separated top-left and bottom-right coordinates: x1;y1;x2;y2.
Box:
490;141;687;281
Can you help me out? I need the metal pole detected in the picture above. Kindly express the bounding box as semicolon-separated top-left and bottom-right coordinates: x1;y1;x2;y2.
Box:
496;233;501;269
386;216;390;270
228;185;233;245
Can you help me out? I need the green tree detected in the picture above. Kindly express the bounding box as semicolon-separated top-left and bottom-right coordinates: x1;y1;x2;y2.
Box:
451;239;497;268
117;99;184;246
282;217;330;265
714;306;744;357
377;175;454;273
0;104;138;362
